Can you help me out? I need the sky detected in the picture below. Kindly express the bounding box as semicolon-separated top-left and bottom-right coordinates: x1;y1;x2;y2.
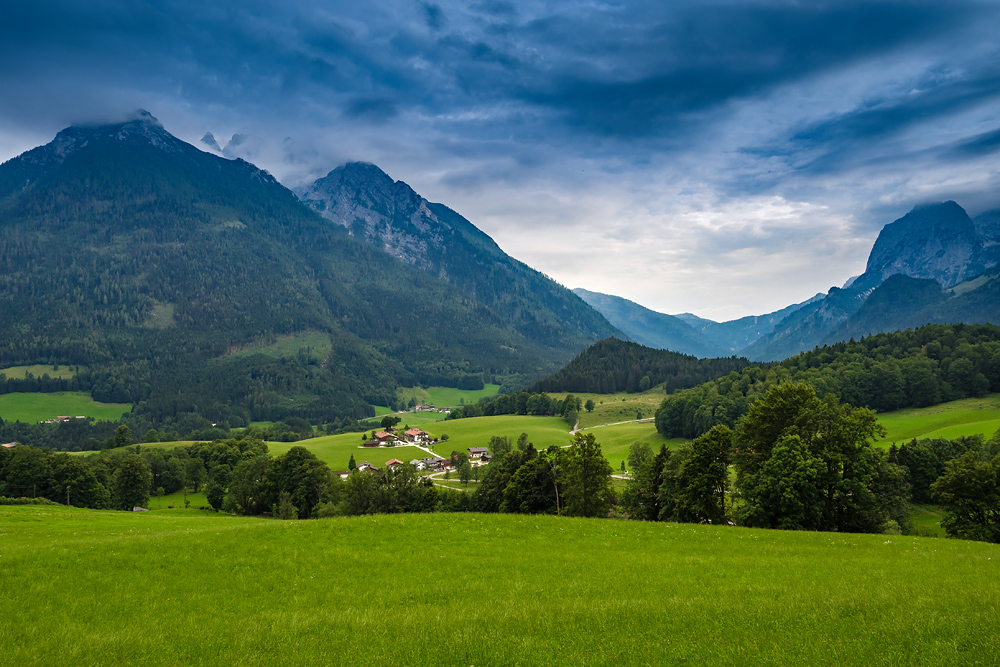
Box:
2;1;1000;321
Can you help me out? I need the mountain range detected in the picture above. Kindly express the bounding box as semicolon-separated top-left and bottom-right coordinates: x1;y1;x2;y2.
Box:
580;201;1000;361
0;111;620;428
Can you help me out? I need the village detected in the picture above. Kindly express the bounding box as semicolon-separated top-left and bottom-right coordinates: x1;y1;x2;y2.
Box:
333;424;490;480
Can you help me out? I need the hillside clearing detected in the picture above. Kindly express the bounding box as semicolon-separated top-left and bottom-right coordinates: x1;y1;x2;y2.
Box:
0;392;130;424
397;384;501;408
0;364;79;380
876;394;1000;444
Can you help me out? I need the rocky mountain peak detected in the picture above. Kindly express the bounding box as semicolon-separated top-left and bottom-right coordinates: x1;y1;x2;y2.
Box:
974;208;1000;248
14;110;184;174
294;162;448;271
857;201;985;290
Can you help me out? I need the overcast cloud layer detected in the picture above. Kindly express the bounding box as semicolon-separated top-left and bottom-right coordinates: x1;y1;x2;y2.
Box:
2;0;1000;320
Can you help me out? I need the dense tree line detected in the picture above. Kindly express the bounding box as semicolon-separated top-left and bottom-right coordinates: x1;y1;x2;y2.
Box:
1;411;371;453
445;392;583;426
656;323;1000;440
530;338;754;395
9;396;1000;542
628;384;909;533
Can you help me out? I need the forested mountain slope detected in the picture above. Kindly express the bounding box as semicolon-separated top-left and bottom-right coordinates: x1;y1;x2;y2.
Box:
655;323;1000;439
296;163;620;356
0;112;587;429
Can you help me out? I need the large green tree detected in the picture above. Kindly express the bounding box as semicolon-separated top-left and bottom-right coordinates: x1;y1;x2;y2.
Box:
734;383;893;533
269;447;329;519
932;451;1000;542
673;425;732;524
223;454;272;516
621;445;671;521
111;454;151;510
563;433;615;518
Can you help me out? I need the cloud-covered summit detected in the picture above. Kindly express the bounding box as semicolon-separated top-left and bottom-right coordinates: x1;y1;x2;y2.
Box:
2;1;999;319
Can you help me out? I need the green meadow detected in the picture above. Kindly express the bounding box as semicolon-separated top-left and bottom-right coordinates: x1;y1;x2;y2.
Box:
0;392;130;424
549;390;665;428
397;383;501;408
225;330;332;360
576;421;684;469
2;505;998;666
435;414;572;452
0;364;79;380
147;490;210;511
876;394;1000;444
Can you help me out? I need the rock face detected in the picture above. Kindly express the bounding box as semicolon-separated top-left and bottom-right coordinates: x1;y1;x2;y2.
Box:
296;162;476;274
715;201;1000;361
295;163;620;353
855;201;987;291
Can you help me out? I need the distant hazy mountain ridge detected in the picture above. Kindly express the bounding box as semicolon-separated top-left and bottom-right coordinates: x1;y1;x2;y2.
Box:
745;201;1000;360
578;200;1000;362
571;288;723;358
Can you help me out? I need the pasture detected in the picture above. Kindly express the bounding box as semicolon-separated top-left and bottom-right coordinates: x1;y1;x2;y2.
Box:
147;491;210;512
876;394;1000;444
1;505;997;666
0;364;79;380
0;392;130;424
548;390;665;428
576;421;685;469
397;384;501;408
225;330;332;361
434;414;572;452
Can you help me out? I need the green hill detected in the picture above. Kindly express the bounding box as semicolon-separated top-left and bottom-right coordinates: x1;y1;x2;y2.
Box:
530;338;753;394
3;506;997;666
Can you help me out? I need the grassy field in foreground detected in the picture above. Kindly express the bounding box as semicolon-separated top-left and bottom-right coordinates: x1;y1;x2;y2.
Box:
0;364;80;380
877;394;1000;444
2;506;998;666
0;392;130;424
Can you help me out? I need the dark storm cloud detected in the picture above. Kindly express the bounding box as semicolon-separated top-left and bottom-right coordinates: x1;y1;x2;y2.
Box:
951;128;1000;157
3;0;1000;317
515;2;971;139
0;0;992;161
